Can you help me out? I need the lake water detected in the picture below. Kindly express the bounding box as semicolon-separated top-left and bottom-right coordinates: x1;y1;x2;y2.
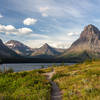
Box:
0;63;74;72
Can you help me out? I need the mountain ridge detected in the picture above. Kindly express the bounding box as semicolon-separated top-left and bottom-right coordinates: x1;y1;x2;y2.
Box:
5;40;35;56
3;24;100;62
6;40;65;58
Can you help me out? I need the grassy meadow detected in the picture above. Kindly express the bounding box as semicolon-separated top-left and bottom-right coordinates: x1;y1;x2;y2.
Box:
1;60;100;100
0;68;52;100
52;60;100;100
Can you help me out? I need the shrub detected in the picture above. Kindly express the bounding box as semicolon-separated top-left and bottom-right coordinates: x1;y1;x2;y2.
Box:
0;69;51;100
4;68;14;73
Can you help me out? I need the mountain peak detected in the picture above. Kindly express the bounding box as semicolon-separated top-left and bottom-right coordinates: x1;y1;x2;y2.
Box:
41;43;50;48
6;40;22;45
31;43;61;57
84;24;99;31
80;24;100;41
61;24;100;60
67;24;100;53
5;40;34;56
44;43;49;46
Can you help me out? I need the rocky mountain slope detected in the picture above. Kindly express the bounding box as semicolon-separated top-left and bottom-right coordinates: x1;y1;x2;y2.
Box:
31;43;63;58
6;41;65;58
61;24;100;60
5;40;35;56
0;39;19;59
2;24;100;62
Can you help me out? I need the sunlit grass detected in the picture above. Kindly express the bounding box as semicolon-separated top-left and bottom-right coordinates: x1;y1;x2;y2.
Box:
52;60;100;100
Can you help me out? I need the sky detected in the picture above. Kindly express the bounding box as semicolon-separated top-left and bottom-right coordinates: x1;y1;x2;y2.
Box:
0;0;100;48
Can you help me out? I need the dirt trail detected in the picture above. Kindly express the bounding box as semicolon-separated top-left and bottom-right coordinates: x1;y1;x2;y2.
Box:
44;70;62;100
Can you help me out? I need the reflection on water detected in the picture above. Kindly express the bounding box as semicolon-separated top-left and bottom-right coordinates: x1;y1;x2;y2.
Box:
0;63;74;72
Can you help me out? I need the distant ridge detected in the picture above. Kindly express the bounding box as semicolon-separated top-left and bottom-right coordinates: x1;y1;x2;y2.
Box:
31;43;63;58
6;41;65;58
5;40;35;56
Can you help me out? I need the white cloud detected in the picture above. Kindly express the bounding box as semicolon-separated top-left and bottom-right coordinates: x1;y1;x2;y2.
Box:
0;14;3;18
23;18;37;25
0;24;32;35
18;28;32;34
67;32;79;36
0;25;16;34
5;25;15;31
0;24;48;39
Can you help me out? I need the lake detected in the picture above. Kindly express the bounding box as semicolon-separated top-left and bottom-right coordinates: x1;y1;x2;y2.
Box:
0;63;74;72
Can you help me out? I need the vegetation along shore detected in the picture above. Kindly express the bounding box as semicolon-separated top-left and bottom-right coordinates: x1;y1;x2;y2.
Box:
0;60;100;100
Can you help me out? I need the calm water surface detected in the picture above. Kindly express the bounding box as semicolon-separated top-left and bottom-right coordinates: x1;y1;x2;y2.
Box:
1;63;74;72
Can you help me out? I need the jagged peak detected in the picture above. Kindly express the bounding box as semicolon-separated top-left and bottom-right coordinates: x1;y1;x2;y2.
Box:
6;40;27;47
6;40;21;44
44;43;49;46
80;24;100;40
41;43;50;48
5;40;28;49
84;24;99;32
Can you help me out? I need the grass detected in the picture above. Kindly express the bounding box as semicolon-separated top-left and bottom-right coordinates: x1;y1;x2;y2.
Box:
1;60;100;100
52;60;100;100
0;69;51;100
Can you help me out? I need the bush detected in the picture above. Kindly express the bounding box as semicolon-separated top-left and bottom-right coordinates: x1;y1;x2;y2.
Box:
4;68;14;73
0;69;51;100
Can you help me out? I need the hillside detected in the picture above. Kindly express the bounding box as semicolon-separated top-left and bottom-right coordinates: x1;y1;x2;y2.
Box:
52;60;100;100
31;43;63;58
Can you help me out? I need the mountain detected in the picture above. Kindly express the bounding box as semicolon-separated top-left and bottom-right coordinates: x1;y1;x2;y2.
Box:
6;40;65;58
0;39;19;59
60;24;100;61
31;43;63;58
5;40;35;56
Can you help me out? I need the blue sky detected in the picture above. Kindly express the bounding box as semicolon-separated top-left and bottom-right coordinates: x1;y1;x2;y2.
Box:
0;0;100;48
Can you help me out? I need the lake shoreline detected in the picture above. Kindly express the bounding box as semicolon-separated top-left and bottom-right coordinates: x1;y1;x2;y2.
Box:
1;63;75;72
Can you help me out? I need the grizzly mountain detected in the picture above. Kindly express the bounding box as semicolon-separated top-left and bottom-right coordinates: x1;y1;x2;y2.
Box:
60;24;100;61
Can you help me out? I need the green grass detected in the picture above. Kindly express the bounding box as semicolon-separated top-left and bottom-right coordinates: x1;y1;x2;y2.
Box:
52;60;100;100
1;61;100;100
0;69;51;100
